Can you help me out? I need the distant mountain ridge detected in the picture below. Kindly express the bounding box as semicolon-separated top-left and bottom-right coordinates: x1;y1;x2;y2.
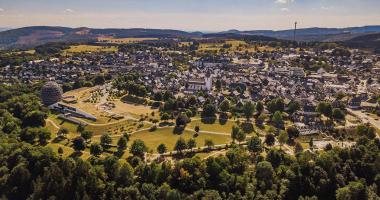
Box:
0;26;200;49
218;26;380;42
0;25;380;49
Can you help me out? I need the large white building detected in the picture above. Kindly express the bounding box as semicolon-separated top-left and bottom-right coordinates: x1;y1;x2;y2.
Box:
185;72;212;94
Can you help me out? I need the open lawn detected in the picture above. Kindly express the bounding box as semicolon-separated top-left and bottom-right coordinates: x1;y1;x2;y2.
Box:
85;120;151;135
93;127;231;153
187;119;237;133
98;37;158;44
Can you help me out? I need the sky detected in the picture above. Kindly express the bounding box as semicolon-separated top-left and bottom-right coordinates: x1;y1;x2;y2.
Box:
0;0;379;31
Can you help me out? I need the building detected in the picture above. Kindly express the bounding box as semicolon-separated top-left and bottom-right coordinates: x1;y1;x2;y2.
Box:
40;81;63;106
185;72;212;94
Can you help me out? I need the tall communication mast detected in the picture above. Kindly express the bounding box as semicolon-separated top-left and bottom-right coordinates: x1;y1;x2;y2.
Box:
294;21;297;42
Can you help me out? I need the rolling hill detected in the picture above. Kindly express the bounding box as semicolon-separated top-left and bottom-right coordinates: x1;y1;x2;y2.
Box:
0;26;199;49
219;26;380;42
343;33;380;51
1;25;380;49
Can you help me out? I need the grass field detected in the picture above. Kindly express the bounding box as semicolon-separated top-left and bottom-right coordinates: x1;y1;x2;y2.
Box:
187;119;237;133
198;43;223;52
98;37;158;44
92;127;231;153
63;45;118;54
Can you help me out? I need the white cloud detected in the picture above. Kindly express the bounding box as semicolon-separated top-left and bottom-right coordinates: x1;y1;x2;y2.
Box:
0;8;4;12
321;6;332;10
280;7;290;12
64;9;74;13
275;0;294;4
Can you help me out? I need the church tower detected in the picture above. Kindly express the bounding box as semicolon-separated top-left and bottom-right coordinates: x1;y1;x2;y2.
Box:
205;71;212;91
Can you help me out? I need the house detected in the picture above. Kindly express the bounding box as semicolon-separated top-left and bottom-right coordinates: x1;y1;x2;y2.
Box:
348;96;362;109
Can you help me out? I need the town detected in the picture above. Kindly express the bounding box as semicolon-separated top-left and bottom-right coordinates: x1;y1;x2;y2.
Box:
1;27;380;199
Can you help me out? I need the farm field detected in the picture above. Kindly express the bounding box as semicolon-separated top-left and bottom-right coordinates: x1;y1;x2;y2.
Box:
98;37;158;44
63;45;118;54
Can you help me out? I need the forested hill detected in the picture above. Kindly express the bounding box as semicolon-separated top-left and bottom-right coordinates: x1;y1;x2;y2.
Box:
0;83;380;199
0;26;199;49
343;33;380;52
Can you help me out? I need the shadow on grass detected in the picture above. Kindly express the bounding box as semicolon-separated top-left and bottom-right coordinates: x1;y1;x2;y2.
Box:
173;126;185;135
159;122;175;127
69;151;83;158
114;149;125;158
52;136;66;143
201;117;217;124
219;117;228;125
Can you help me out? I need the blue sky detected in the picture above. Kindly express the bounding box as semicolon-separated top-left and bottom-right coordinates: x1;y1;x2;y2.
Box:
0;0;379;31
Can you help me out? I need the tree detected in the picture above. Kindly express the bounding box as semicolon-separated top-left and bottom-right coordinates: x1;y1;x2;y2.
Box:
174;137;187;153
267;98;285;114
309;137;314;150
38;128;51;145
72;137;86;152
90;143;103;156
286;126;300;140
117;137;127;150
194;126;200;135
20;127;38;144
58;147;63;156
77;125;85;133
256;101;264;114
80;131;93;143
219;99;230;113
336;181;367;200
287;101;300;114
278;130;288;149
187;138;197;151
215;79;222;91
256;114;265;127
236;130;246;144
130;139;148;158
205;139;214;150
161;113;170;122
20;127;50;144
175;114;189;127
255;161;274;187
23;110;47;127
247;136;262;155
100;134;113;150
231;125;240;143
294;142;304;154
332;108;345;121
202;104;217;117
243;101;255;121
271;111;283;129
355;124;376;139
317;102;333;118
57;127;69;138
157;144;167;155
265;133;275;146
94;74;106;85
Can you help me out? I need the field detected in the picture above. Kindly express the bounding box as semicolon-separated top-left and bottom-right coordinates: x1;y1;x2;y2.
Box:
188;119;237;133
93;127;231;153
98;37;158;44
63;45;118;54
197;40;277;53
44;85;239;160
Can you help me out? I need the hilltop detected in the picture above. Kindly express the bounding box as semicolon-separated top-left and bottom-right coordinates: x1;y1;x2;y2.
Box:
1;25;380;49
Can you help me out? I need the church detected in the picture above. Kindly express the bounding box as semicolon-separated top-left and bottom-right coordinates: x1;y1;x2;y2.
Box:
184;72;212;94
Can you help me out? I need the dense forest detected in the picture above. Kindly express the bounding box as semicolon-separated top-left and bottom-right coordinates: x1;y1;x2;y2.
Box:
0;83;380;200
